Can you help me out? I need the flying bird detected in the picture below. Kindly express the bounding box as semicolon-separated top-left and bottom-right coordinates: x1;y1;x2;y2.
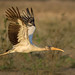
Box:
0;7;64;56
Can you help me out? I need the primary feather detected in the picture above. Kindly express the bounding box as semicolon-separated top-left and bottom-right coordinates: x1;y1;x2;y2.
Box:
6;7;35;45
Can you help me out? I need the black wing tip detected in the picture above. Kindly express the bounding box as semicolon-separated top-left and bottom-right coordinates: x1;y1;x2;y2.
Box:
26;8;31;16
26;8;29;10
31;7;33;10
11;6;18;9
5;6;21;20
31;8;34;15
12;6;14;9
26;7;34;17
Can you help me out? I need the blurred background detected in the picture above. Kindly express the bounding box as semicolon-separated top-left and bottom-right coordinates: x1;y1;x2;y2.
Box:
0;0;75;75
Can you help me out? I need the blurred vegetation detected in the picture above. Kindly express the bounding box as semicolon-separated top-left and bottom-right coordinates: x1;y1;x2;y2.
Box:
0;0;75;75
1;0;75;1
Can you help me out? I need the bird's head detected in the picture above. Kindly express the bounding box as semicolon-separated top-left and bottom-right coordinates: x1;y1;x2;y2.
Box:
45;46;64;52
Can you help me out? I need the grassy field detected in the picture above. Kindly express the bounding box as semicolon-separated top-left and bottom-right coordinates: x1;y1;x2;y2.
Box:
0;0;75;75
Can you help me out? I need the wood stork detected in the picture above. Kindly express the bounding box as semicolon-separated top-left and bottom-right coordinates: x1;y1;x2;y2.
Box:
0;7;64;56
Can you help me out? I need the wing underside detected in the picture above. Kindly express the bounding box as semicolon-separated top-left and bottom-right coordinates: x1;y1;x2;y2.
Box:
8;23;20;45
6;7;29;45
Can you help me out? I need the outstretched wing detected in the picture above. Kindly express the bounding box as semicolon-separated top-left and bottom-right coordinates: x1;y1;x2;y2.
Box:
22;8;35;26
6;7;29;45
6;7;21;22
6;7;35;45
8;23;21;45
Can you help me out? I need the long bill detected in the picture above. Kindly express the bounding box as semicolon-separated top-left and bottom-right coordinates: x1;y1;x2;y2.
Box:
34;46;64;52
50;47;64;52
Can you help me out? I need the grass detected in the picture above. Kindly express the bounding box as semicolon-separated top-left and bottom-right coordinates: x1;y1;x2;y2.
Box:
0;0;75;75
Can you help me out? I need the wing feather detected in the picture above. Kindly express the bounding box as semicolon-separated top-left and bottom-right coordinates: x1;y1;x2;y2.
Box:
31;8;34;17
26;8;31;16
8;23;20;45
6;7;21;22
6;7;29;45
22;8;35;24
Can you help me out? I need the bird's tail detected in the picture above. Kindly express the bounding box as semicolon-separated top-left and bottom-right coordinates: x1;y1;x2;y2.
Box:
0;50;15;56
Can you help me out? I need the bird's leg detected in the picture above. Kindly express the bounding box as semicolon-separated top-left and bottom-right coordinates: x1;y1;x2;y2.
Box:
0;49;15;56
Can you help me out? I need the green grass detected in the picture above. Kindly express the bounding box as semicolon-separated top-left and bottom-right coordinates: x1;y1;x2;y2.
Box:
0;15;75;74
0;1;75;74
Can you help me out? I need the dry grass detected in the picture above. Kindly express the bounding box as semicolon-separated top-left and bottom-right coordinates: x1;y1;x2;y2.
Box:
0;0;75;75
